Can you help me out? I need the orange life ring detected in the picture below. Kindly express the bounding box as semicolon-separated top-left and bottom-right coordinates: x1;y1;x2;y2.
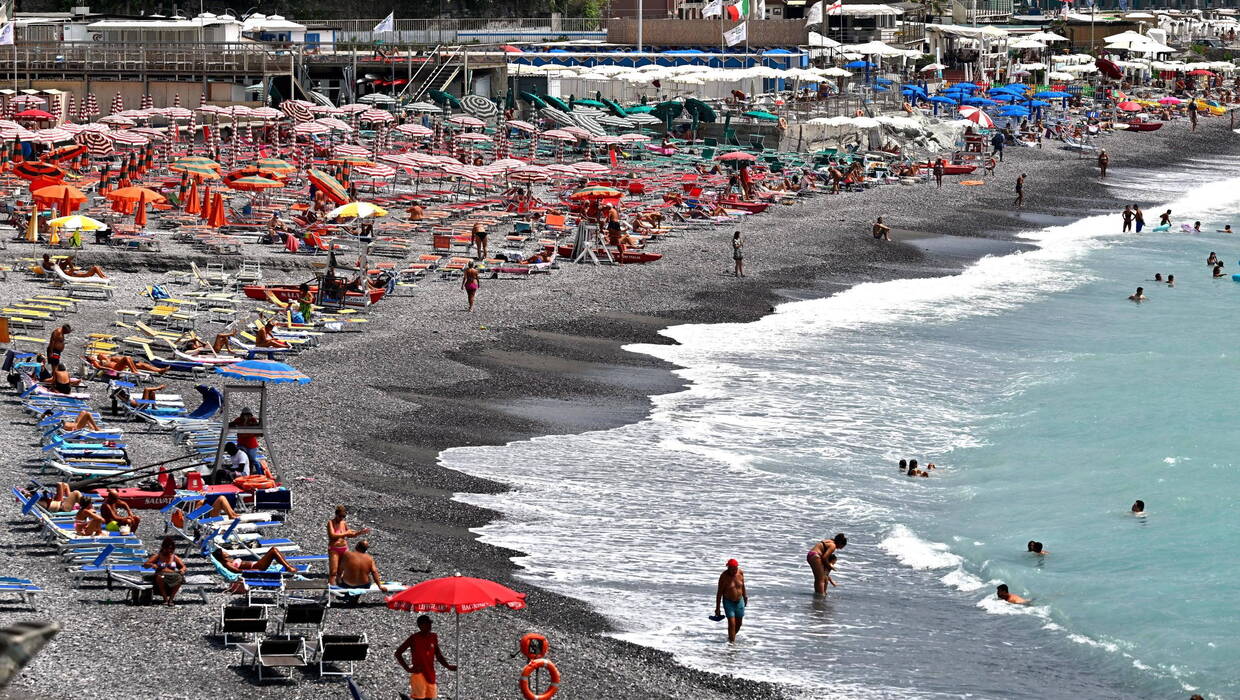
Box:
519;659;560;700
777;117;788;130
855;108;864;117
519;633;549;660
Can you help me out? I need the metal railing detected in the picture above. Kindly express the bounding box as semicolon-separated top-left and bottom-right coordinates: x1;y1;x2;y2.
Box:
0;42;295;75
323;17;607;45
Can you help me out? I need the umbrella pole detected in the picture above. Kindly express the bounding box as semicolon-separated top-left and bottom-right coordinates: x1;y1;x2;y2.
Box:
454;612;462;700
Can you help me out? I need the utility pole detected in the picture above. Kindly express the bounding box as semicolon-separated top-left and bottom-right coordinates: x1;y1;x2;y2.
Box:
637;0;644;52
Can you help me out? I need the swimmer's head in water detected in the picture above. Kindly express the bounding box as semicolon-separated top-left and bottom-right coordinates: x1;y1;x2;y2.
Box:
899;459;907;470
1132;500;1145;512
997;584;1010;596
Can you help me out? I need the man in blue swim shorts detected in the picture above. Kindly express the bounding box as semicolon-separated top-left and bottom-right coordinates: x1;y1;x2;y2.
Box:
714;558;748;643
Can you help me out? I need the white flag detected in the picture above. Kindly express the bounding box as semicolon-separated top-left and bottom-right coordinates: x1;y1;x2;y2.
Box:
755;0;766;19
825;0;843;14
703;0;724;17
723;21;747;47
0;22;14;47
373;12;395;33
805;2;822;25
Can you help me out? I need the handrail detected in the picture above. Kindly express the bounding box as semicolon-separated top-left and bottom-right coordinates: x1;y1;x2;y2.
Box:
410;44;465;104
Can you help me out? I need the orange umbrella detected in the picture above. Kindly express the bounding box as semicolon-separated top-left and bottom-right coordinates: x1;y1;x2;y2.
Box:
134;191;147;227
106;186;166;204
184;178;200;214
209;192;228;228
59;189;73;216
31;184;86;211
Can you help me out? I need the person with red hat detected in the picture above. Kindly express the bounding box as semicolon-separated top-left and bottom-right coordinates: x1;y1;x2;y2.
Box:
714;558;748;643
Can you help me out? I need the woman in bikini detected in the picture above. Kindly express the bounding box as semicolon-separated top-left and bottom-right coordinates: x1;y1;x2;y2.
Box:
214;546;298;574
327;505;370;583
807;533;847;595
461;262;480;312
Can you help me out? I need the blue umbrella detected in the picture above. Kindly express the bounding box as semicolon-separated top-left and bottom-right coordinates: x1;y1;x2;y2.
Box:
997;106;1030;116
875;77;894;85
963;97;998;106
844;60;875;69
1003;83;1029;91
929;96;959;104
216;360;311;384
1029;100;1051;107
1035;91;1071;99
953;82;978;89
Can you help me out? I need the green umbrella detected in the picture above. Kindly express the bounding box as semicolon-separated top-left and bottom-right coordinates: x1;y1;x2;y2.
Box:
685;98;717;123
602;97;628;118
743;110;780;122
519;92;547;108
428;90;462;108
542;94;571;112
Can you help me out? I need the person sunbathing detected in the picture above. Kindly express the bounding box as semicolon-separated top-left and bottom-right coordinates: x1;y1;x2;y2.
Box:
74;499;105;535
44;363;79;394
254;322;289;349
37;482;87;513
523;250;552;265
42;409;100;433
101;490;140;533
213;546;299;574
89;353;168;375
59;257;107;279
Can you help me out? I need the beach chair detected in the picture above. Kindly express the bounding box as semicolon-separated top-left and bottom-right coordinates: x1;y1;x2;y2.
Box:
314;633;368;678
237;636;308;683
215;603;268;645
277;602;327;636
0;578;42;610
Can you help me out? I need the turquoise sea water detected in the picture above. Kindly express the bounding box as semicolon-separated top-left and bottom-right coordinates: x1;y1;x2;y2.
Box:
443;164;1240;698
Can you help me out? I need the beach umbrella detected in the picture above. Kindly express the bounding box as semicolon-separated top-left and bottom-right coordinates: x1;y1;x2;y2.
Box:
716;151;758;163
406;101;442;114
569;185;623;200
227;175;284;191
446;114;485;130
216;360;310;384
256;157;295;174
106;186;165;204
32;184;85;211
929;96;959;105
1034;91;1071;99
24;204;38;242
48;214;105;231
15;109;55;121
184;179;200;214
395;124;433;138
1117;101;1143;112
10;95;45;109
13;161;64;182
958;106;995;128
209;192;228;228
1188;69;1215;77
308;168;349;205
133;191;148;227
387;574;526;700
329;154;376;167
326;201;388;219
358;108;395;124
460;94;499;120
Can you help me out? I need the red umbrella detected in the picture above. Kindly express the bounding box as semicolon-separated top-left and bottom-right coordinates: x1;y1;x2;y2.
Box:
1188;69;1215;77
59;189;73;216
200;183;212;221
209;192;228;228
716;151;757;162
134;191;147;227
14;109;54;120
1117;101;1143;112
387;575;526;699
959;105;995;128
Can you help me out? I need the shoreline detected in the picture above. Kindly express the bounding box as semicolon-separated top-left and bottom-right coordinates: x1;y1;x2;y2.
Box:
7;118;1238;699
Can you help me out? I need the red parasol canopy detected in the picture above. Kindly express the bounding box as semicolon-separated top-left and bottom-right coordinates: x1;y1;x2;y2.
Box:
106;186;166;204
14;109;55;120
716;151;757;162
386;575;526;614
184;179;200;214
32;184;86;211
13;161;64;182
134;191;148;227
1117;101;1143;112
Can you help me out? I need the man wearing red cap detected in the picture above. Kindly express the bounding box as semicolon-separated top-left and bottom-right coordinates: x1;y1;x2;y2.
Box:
714;558;748;643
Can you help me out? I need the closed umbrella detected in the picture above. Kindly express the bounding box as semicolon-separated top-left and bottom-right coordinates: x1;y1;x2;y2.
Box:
133;191;148;228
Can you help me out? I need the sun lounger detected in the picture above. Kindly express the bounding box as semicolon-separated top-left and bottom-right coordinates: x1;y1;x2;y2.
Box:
311;632;368;678
0;578;42;609
236;637;309;683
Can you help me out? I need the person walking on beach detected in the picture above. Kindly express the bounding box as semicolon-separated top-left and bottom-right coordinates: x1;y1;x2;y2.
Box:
395;615;457;700
714;559;748;643
807;534;847;596
470;221;488;260
1189;101;1199;132
1098;149;1109;178
1013;173;1026;208
933;159;944;189
462;262;480;312
1134;205;1145;232
991;131;1005;161
327;505;370;584
1122;205;1134;232
731;231;745;277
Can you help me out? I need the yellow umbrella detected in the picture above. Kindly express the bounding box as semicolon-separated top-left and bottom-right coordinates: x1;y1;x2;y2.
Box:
325;201;388;219
48;215;107;231
25;205;38;243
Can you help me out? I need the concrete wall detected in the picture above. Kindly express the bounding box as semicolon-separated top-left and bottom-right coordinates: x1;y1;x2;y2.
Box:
607;19;808;47
26;79;252;116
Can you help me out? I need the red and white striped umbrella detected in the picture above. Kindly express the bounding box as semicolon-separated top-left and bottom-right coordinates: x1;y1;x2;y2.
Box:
352;163;396;179
109;92;125;115
162;107;193;120
198;105;224;115
199;92;207;107
76;129;114;157
958;106;995;129
130;127;166;141
309;104;343;116
619;133;651;142
546;163;583;176
561;126;591;139
140;94;153;110
58;122;85;134
81;94;100;120
334;144;371;157
174;93;182;108
541;129;577;142
99;115;136;127
337;103;370;114
455;132;491;143
0;125;32;140
293;122;330;137
64;94;75;123
489;158;526;171
509;166;551;183
505;120;538;133
315;117;353;133
32;128;74;144
446;114;485;129
395;123;432;138
250;107;282;120
589;134;624;145
11;95;46;109
359;108;395;123
571;161;610;174
442;163;484;181
108;130;150;147
218;105;254;118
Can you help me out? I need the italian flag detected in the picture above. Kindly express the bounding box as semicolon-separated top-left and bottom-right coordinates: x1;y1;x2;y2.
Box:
726;0;749;20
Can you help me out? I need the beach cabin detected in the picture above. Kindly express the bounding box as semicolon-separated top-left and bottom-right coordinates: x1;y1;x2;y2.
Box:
77;13;242;44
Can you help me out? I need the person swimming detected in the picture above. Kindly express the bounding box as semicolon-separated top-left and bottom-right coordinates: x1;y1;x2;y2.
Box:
1208;252;1218;266
1167;274;1175;287
1213;263;1226;278
1153;273;1163;282
1026;541;1049;555
898;459;907;472
996;584;1030;605
1131;499;1145;514
1194;221;1202;232
1221;225;1234;233
1129;286;1147;302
